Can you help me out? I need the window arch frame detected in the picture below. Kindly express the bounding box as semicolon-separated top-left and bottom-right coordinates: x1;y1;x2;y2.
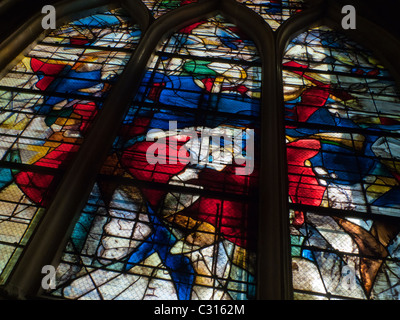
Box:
0;0;399;300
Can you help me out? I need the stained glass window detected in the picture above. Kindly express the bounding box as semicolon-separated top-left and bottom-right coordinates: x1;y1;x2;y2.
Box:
142;0;198;19
48;15;260;300
0;8;141;284
1;0;399;302
284;26;400;299
236;0;305;30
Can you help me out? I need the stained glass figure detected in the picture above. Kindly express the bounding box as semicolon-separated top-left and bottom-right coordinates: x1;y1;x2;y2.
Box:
49;15;260;300
284;26;400;299
0;8;141;284
236;0;305;30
